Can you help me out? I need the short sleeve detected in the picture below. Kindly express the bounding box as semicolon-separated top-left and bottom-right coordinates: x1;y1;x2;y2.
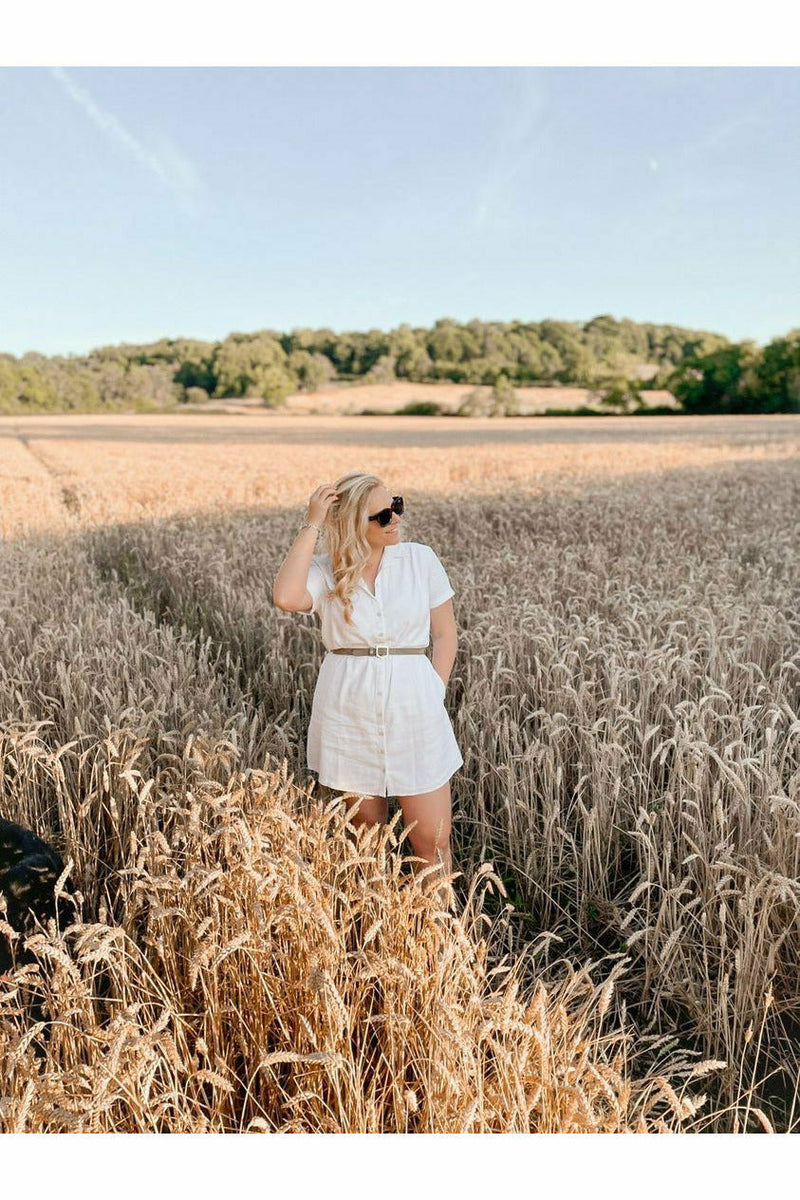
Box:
307;556;331;615
426;545;455;609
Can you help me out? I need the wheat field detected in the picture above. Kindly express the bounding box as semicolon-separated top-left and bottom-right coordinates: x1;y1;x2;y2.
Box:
0;412;798;1132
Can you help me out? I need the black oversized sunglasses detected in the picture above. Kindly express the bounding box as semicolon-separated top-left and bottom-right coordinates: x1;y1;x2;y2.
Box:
367;495;404;527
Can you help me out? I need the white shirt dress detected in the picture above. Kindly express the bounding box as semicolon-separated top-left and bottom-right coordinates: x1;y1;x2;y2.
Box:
304;540;464;797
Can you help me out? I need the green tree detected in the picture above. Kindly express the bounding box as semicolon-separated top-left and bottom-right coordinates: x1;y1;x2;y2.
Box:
753;331;800;412
288;349;335;392
489;372;519;416
211;333;296;402
597;377;644;414
389;324;433;379
427;318;464;364
354;329;391;375
331;335;357;376
667;343;759;414
256;364;297;405
363;353;396;384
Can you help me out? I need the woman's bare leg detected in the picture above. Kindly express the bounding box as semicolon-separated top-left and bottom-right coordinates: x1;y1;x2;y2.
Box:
344;792;389;830
396;781;454;908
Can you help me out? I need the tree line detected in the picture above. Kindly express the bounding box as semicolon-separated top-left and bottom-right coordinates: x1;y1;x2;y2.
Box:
1;315;797;414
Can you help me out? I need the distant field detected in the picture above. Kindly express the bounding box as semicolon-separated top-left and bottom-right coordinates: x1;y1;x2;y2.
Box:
0;413;798;1131
0;412;797;538
179;379;679;416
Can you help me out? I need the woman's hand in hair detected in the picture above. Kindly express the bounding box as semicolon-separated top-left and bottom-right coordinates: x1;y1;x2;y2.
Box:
307;483;340;526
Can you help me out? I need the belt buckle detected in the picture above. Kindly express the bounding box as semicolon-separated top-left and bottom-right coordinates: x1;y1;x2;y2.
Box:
374;643;389;658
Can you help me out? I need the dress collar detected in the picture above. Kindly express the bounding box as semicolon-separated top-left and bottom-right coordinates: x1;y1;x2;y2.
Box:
377;540;410;566
356;540;409;595
318;541;411;569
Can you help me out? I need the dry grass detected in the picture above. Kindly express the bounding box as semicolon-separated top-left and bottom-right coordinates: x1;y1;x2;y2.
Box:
0;745;720;1133
0;414;798;1131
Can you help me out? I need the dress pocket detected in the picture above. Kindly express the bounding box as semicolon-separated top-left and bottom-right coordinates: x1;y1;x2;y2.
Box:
429;660;447;699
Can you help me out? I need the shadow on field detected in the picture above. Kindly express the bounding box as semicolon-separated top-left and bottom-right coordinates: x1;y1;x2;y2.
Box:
4;413;800;450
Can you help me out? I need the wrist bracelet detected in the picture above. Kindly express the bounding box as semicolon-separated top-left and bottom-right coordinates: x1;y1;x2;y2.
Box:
299;521;322;535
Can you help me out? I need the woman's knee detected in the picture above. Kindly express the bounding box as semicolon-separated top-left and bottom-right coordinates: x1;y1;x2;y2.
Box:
406;812;451;855
417;830;451;858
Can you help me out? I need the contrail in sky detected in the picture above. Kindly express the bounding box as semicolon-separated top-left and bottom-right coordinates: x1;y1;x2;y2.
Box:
48;66;202;214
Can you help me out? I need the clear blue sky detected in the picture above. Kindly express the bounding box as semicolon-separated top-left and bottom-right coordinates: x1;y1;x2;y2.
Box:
1;66;798;357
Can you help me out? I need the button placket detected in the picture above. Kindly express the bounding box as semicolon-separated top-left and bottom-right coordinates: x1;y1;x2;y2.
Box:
374;576;388;789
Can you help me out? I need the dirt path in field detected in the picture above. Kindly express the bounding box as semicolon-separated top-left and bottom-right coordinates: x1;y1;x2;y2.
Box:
0;426;83;536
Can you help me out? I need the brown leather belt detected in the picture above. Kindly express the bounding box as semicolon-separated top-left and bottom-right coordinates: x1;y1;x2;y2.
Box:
328;644;428;658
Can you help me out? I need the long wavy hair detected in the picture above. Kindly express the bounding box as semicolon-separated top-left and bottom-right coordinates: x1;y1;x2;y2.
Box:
319;471;389;626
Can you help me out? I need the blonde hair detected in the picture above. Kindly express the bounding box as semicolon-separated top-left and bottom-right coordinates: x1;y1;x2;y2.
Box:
319;471;387;626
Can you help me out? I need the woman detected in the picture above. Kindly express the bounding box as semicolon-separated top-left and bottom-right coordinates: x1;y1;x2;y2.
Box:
272;472;463;905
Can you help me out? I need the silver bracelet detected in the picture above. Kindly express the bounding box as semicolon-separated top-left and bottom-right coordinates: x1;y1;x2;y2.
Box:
299;520;322;535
